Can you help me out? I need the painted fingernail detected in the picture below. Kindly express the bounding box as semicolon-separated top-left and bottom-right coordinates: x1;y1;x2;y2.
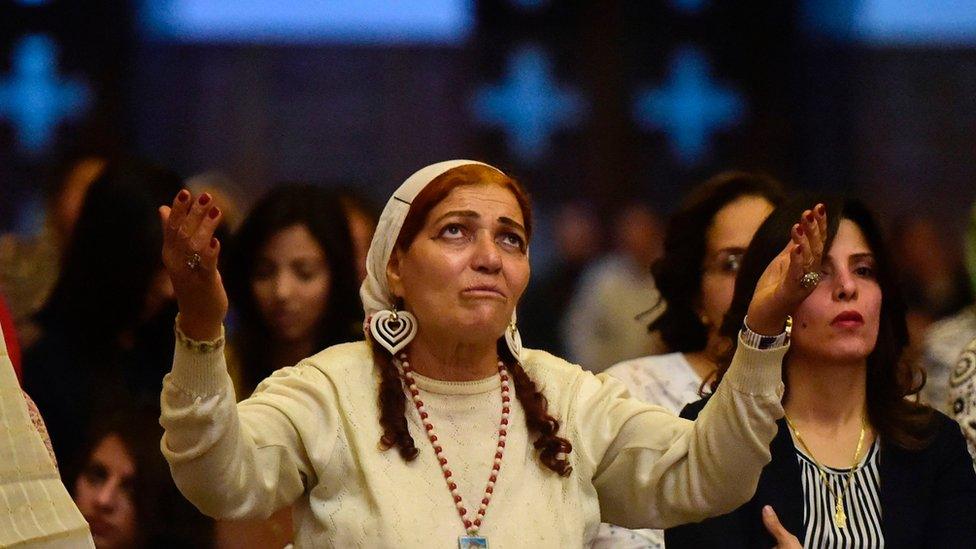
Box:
806;211;815;222
817;204;825;216
795;224;803;236
208;207;220;219
198;193;211;206
177;190;189;203
210;237;218;248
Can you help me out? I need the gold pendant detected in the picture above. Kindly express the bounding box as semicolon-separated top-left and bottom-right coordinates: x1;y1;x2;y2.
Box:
834;498;847;529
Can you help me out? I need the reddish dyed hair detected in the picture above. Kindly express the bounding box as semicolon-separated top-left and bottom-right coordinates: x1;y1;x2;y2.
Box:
395;164;533;249
372;164;573;476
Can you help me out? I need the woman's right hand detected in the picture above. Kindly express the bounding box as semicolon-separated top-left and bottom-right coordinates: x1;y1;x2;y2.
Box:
159;189;227;341
746;204;828;335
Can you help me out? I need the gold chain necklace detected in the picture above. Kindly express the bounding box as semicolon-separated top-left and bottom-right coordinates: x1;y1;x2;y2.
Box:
783;412;866;529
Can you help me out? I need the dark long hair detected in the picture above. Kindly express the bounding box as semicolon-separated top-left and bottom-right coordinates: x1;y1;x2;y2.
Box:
373;164;573;476
37;158;182;353
226;184;362;394
72;406;213;548
715;194;935;449
650;171;785;353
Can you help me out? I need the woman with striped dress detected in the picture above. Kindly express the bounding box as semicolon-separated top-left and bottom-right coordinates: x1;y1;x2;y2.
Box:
666;195;976;548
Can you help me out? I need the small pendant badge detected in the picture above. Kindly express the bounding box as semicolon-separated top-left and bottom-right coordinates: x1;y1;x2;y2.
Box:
834;499;847;529
458;535;488;548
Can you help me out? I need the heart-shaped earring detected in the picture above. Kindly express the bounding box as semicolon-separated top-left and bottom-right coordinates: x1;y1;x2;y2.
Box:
369;308;418;355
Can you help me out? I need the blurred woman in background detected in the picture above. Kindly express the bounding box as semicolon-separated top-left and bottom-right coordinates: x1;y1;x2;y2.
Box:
596;171;784;548
606;171;784;410
73;407;213;548
0;154;106;349
23;158;182;474
224;184;363;399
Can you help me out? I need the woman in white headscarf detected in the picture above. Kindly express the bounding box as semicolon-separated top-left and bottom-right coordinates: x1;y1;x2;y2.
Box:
158;160;826;548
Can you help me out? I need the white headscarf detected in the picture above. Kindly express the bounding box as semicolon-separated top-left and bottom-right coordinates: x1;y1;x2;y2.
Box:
359;159;507;320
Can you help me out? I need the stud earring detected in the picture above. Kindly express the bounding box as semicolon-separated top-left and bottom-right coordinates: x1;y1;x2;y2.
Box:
504;319;522;362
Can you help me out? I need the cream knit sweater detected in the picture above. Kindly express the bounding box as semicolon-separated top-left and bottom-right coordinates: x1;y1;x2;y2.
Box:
160;337;785;548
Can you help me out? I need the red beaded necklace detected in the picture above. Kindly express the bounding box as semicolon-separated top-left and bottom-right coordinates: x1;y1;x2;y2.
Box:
398;353;510;544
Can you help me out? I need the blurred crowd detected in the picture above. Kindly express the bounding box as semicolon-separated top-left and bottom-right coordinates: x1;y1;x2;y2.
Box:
1;154;975;548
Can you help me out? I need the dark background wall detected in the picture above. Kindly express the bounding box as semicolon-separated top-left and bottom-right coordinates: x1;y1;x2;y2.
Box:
3;0;975;254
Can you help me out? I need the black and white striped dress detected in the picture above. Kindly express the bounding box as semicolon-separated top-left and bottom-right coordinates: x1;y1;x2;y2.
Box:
796;439;884;547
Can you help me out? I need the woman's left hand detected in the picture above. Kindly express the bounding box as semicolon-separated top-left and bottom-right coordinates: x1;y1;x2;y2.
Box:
746;204;828;335
762;505;802;548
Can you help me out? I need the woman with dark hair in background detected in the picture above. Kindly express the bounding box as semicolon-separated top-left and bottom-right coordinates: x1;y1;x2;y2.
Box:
0;154;106;349
224;184;362;399
607;171;785;410
23;158;182;476
666;195;976;548
217;184;362;547
73;406;213;548
596;171;784;547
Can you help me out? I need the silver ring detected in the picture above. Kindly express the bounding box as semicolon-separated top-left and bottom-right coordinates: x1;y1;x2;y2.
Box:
185;252;202;271
800;271;822;289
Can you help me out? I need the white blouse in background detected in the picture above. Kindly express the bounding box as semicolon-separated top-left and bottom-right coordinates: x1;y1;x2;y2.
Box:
604;353;705;415
592;353;705;549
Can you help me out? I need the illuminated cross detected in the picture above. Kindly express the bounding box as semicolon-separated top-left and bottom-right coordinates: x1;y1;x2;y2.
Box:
510;0;549;10
0;34;91;155
470;44;586;163
633;46;745;166
670;0;707;14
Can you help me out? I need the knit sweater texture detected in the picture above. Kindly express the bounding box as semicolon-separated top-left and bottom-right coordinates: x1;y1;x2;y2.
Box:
160;337;786;548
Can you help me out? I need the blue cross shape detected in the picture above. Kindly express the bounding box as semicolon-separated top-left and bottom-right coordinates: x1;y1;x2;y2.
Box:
509;0;549;11
470;44;586;163
633;46;745;166
0;34;91;155
670;0;707;15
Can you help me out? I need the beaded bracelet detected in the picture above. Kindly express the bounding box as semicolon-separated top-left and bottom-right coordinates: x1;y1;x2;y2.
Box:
174;314;226;353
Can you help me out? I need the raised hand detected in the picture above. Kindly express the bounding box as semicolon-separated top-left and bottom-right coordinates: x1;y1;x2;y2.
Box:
762;505;802;548
746;204;828;335
159;189;228;341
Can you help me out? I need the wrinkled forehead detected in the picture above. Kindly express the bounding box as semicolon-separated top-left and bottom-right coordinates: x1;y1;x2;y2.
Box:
425;183;525;220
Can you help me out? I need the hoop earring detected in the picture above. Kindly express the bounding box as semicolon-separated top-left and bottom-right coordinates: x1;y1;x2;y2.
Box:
504;319;522;362
369;305;418;355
